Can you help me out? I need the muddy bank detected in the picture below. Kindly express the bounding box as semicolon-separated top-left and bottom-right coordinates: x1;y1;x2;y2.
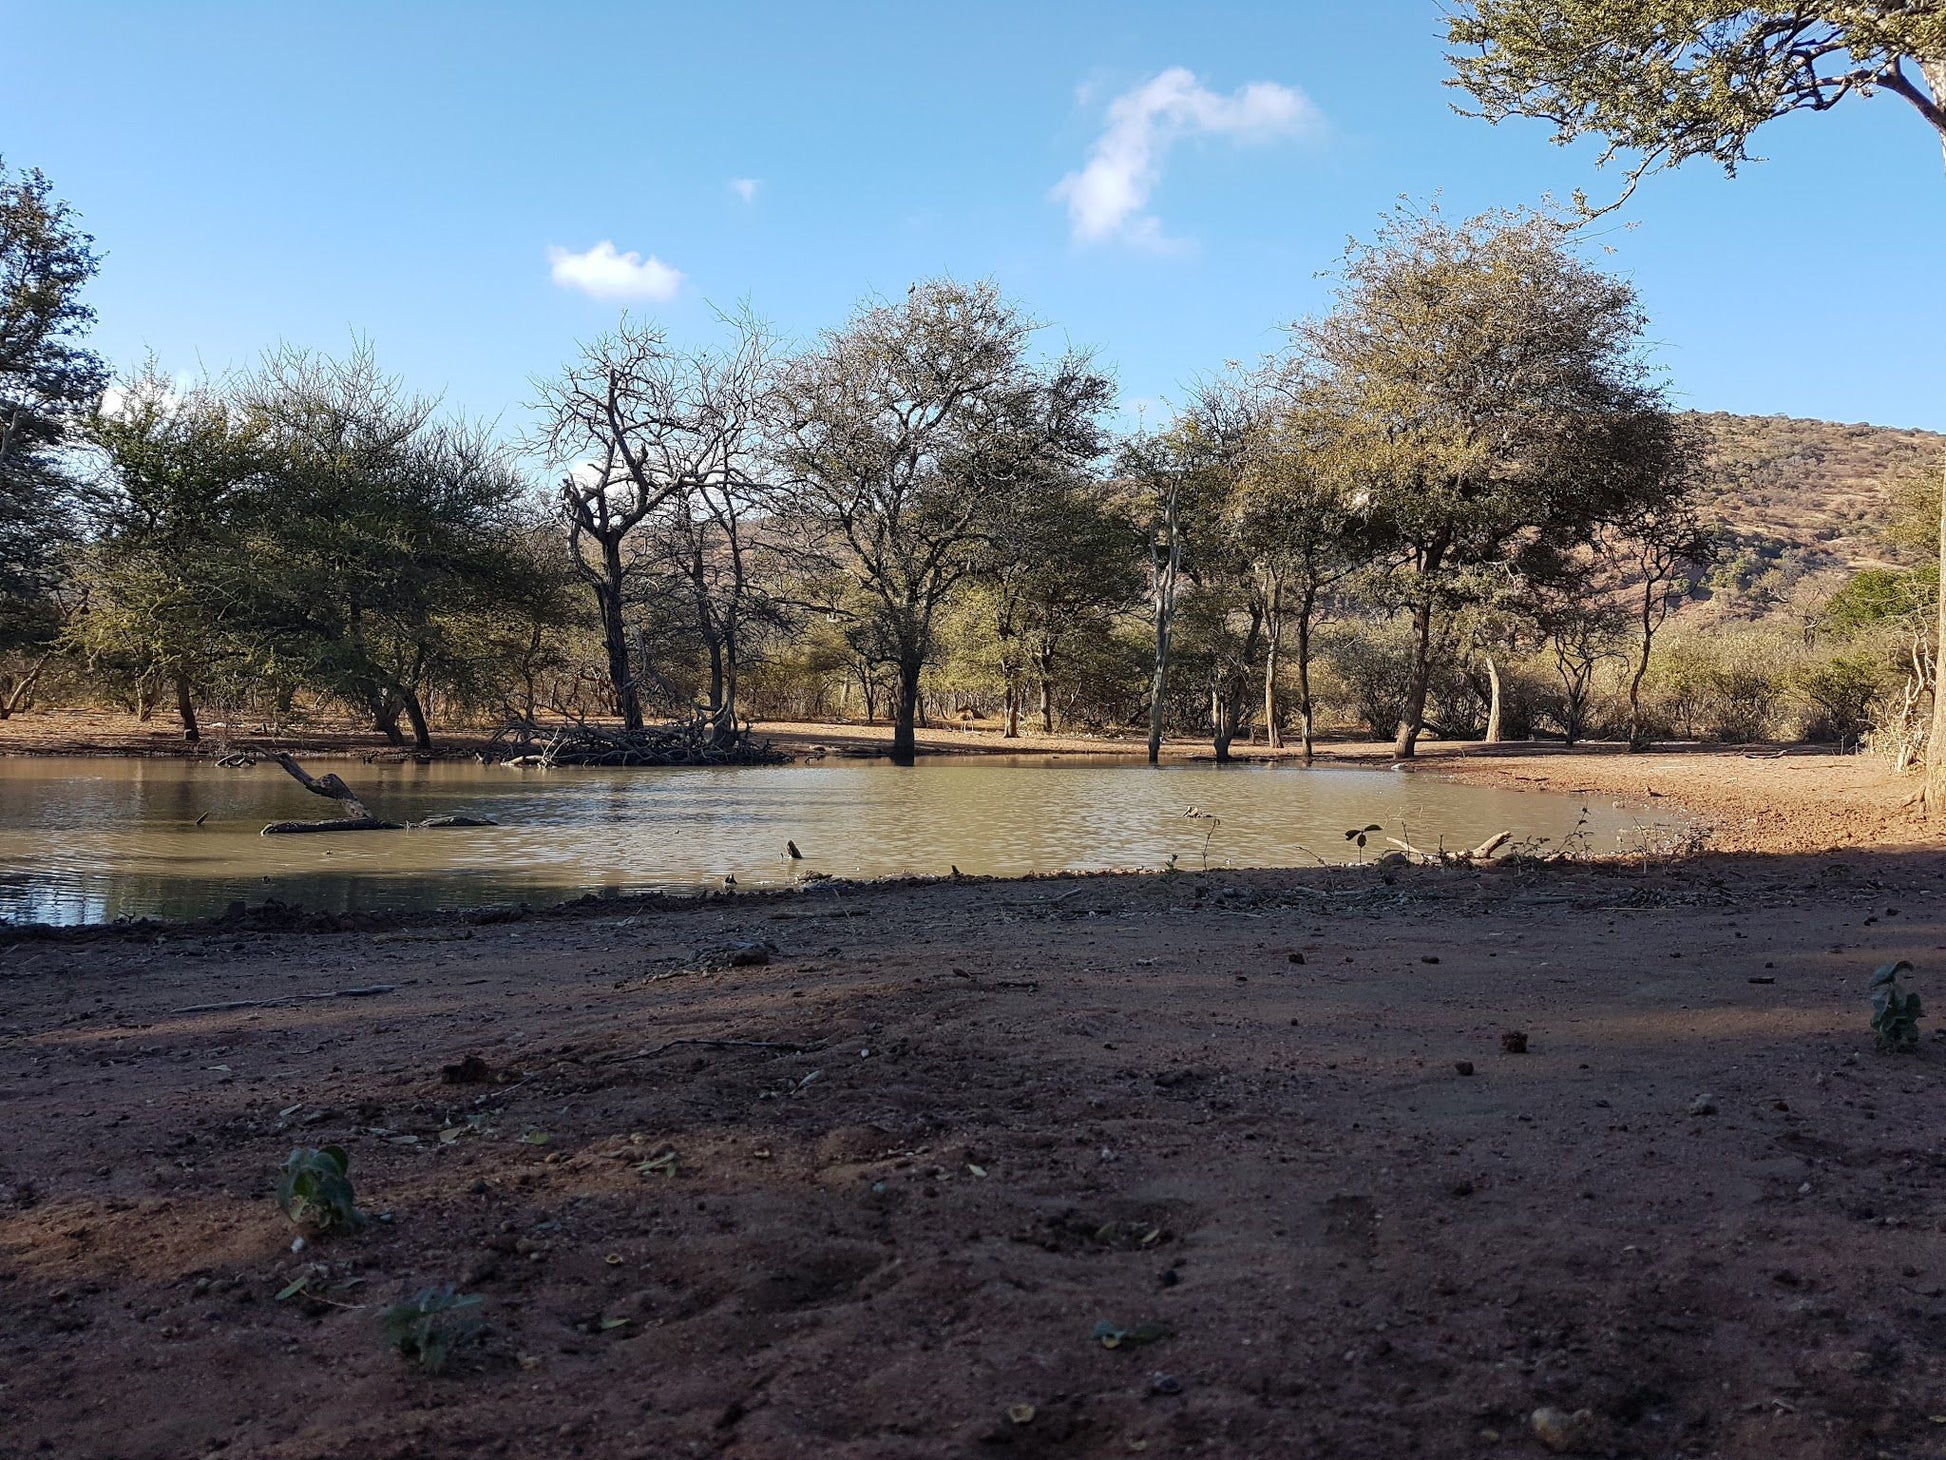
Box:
5;854;1946;1459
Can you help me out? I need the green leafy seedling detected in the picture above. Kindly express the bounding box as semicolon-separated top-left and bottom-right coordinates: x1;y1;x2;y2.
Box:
1870;960;1923;1051
380;1286;483;1373
1343;824;1383;865
277;1146;364;1232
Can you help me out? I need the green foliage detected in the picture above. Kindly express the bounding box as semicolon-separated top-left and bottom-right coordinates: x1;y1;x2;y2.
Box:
1820;567;1936;637
1869;961;1923;1052
771;278;1114;762
1446;4;1946;214
380;1286;483;1373
1794;653;1884;744
1294;200;1687;753
276;1145;365;1233
1;157;106;649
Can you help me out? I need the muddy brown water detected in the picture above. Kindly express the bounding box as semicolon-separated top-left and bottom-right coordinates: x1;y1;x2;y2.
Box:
0;754;1676;925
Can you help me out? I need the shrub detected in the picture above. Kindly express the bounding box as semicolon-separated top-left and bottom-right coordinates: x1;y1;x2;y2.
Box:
380;1287;484;1372
276;1146;364;1233
1795;652;1885;743
1870;961;1923;1051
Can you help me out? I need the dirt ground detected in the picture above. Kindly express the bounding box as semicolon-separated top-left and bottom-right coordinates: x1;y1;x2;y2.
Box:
7;844;1946;1459
7;717;1946;1458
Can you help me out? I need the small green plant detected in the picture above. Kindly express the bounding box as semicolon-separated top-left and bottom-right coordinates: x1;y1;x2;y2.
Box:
1870;960;1923;1051
380;1286;484;1373
1343;823;1383;865
276;1146;364;1232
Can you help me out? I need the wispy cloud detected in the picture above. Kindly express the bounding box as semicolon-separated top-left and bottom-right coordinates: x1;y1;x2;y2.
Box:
729;177;760;204
1052;67;1321;249
546;241;685;301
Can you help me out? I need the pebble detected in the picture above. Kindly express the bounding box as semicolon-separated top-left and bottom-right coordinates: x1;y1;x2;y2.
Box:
1530;1406;1599;1454
1689;1094;1718;1116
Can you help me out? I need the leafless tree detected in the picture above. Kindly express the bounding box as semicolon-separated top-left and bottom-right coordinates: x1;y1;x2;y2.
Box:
533;311;774;733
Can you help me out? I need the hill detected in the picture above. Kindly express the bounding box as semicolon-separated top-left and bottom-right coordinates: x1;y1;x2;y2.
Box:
1688;410;1944;576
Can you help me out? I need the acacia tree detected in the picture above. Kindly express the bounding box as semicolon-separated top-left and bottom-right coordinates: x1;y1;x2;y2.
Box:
1233;398;1367;758
980;477;1138;737
240;346;542;750
1;159;105;664
80;368;267;739
535;315;773;732
772;279;1111;766
1444;4;1946;790
1297;203;1684;758
1119;399;1250;764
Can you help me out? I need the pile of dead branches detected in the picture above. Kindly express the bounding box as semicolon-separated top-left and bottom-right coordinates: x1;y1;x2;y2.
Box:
486;715;789;769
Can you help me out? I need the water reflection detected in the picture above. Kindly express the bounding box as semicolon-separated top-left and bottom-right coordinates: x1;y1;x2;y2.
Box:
0;754;1673;926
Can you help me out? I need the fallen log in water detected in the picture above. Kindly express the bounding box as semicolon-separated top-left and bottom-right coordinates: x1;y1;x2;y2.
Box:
260;752;496;835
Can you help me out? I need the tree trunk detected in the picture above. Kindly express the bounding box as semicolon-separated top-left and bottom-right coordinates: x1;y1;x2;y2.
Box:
1003;679;1020;739
1212;685;1234;764
174;671;201;742
1394;595;1436;758
369;693;405;746
1916;58;1946;170
1294;599;1316;763
1484;653;1504;745
1263;582;1284;751
401;689;433;752
1037;641;1055;734
1147;493;1182;767
598;538;642;731
891;651;924;767
1927;457;1946;814
0;648;54;719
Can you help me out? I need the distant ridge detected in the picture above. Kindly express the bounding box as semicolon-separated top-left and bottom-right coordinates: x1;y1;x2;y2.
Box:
1687;411;1946;574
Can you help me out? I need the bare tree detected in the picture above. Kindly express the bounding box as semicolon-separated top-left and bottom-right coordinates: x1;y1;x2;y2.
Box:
534;313;774;733
1613;495;1713;748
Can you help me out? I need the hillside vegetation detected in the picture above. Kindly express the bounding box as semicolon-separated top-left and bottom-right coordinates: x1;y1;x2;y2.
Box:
1689;411;1944;575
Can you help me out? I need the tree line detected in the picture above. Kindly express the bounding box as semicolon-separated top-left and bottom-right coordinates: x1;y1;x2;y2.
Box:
1;159;1732;765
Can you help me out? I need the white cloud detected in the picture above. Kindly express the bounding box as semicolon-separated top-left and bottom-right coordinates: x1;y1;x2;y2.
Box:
729;177;760;204
547;241;685;301
1052;67;1321;248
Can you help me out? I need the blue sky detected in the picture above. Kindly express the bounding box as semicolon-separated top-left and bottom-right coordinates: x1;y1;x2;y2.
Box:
4;1;1941;433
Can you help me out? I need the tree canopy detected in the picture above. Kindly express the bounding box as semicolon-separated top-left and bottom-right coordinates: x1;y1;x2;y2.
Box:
1447;2;1946;210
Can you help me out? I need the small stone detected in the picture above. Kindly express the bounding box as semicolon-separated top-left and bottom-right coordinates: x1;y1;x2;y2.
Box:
1689;1094;1718;1116
1288;952;1305;965
1455;1060;1475;1077
1501;1030;1529;1054
1529;1406;1599;1454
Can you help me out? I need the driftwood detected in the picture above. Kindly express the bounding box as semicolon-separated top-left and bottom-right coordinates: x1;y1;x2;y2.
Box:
602;1037;818;1065
174;984;397;1014
261;752;496;835
1384;830;1513;866
488;714;790;769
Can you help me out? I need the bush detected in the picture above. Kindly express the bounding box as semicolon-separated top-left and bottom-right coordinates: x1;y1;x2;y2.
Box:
1795;652;1885;743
